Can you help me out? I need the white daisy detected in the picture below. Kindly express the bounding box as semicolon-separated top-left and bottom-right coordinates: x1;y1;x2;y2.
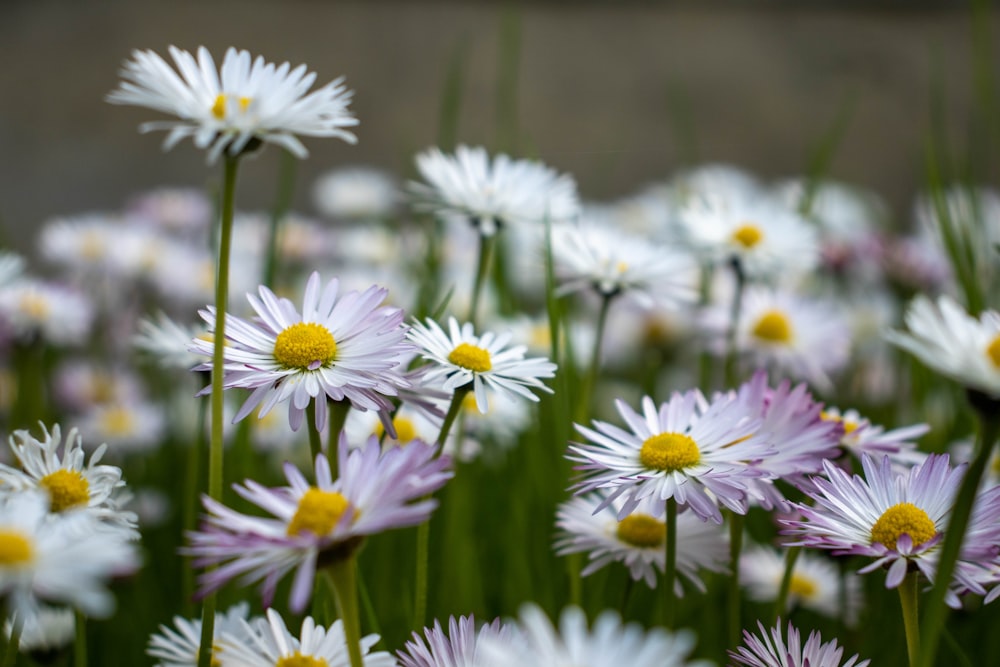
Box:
126;186;214;235
191;272;412;432
313;166;399;220
76;400;167;455
147;602;255;667
4;606;75;655
729;620;869;667
133;311;207;371
0;424;137;534
0;252;25;287
410;144;579;236
216;607;395;667
886;294;1000;398
0;279;93;346
0;491;139;618
37;213;123;276
555;492;729;591
475;604;710;667
51;360;145;412
407;317;557;414
819;406;928;468
398;614;507;667
108;45;358;163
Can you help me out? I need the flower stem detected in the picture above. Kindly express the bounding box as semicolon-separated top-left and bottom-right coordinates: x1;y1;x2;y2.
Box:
198;152;241;667
414;512;432;631
467;233;496;327
327;399;351;462
325;557;365;667
576;293;613;423
728;511;745;647
899;571;920;667
436;386;471;448
917;390;1000;667
74;610;87;667
262;149;297;287
183;389;208;615
724;258;746;388
773;545;802;624
2;613;21;667
306;401;324;463
663;497;678;628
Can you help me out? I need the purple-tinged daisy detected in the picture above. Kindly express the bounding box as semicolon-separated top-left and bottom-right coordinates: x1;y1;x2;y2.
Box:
729;620;869;667
407;317;556;414
555;492;728;591
191;272;413;432
476;604;710;667
820;406;928;468
397;614;507;667
783;454;1000;605
186;434;451;612
569;391;773;524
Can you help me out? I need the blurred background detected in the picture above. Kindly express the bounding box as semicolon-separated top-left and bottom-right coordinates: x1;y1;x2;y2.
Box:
0;0;996;251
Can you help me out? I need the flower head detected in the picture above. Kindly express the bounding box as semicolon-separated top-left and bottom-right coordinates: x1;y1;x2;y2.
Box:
729;620;869;667
187;435;452;612
192;272;412;432
108;46;358;163
398;614;507;667
147;602;255;667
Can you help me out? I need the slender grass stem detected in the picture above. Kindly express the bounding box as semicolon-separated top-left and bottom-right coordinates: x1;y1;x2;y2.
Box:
576;293;613;424
74;610;87;667
723;258;746;388
2;613;21;667
436;387;471;448
467;233;496;327
182;381;209;616
773;546;802;624
325;557;365;667
663;498;678;628
900;571;920;667
262;149;297;288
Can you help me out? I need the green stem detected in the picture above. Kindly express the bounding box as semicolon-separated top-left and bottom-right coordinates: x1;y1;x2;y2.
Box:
900;571;920;667
728;511;745;647
773;546;802;623
11;339;45;429
436;387;470;448
467;233;496;327
918;391;1000;667
3;613;21;667
663;498;678;628
326;557;365;667
74;610;86;667
576;293;614;423
724;258;746;388
414;515;431;631
262;149;297;288
198;153;241;667
327;399;352;471
183;389;209;616
306;401;324;463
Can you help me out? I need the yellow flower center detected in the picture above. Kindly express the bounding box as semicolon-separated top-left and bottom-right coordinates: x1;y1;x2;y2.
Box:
0;530;33;566
616;513;666;548
100;406;135;436
19;295;49;320
870;502;937;551
639;432;700;472
732;223;764;249
273;322;338;370
820;411;860;435
374;416;419;444
211;94;227;119
39;470;90;513
276;653;328;667
287;488;351;537
448;343;492;373
752;310;793;343
987;334;1000;369
788;573;818;600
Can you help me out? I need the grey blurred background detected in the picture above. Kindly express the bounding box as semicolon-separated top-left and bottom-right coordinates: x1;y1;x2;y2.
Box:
0;1;995;252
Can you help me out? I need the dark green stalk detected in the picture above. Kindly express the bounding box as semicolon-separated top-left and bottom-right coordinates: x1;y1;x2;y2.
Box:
11;339;45;430
467;233;496;327
2;613;21;667
325;558;365;667
183;390;209;612
899;571;920;667
74;611;86;667
728;512;745;648
576;293;614;424
262;149;297;288
435;387;471;448
773;546;802;624
724;258;746;388
663;498;678;628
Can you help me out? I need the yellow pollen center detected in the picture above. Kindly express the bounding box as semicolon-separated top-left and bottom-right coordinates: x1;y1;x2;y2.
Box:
870;502;937;551
752;310;793;343
287;488;350;537
448;343;492;373
273;322;338;370
616;261;629;274
100;406;134;436
639;432;701;472
987;334;1000;369
820;412;860;435
39;470;90;512
19;295;49;319
374;416;418;444
788;573;818;600
275;653;329;667
238;96;252;112
732;224;764;248
211;94;227;119
0;530;33;565
616;513;666;548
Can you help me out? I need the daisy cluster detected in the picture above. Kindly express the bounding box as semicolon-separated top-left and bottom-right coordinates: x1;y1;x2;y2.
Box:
2;38;1000;666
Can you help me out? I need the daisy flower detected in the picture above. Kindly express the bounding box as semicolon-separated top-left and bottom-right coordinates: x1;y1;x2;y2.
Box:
0;252;25;287
191;272;413;432
820;406;928;468
4;606;75;656
475;604;710;667
133;311;207;371
186;434;451;612
729;620;869;667
783;454;1000;604
0;491;139;618
147;602;255;667
0;424;137;534
551;220;698;310
76;400;167;455
397;614;507;667
407;317;556;414
126;186;214;235
555;492;728;591
569;390;773;524
216;608;395;667
886;294;1000;398
313;166;399;220
0;279;93;346
739;545;860;623
410;144;579;236
107;45;358;163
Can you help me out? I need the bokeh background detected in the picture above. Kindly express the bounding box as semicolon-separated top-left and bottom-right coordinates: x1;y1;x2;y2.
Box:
0;1;996;251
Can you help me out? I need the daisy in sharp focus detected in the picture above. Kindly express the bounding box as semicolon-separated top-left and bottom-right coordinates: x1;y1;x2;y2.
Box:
397;614;507;667
783;453;1000;605
475;604;711;667
147;602;255;667
107;45;358;163
407;317;556;414
191;272;413;432
569;390;774;524
410;144;579;236
555;492;729;591
729;620;869;667
186;434;452;612
216;608;395;667
886;294;1000;398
